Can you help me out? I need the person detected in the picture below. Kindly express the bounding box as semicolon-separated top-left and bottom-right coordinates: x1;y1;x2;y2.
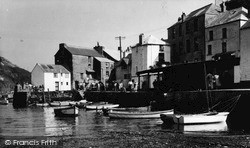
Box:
127;79;134;91
206;73;215;89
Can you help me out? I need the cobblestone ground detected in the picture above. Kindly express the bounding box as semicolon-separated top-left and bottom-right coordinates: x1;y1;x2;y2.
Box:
1;130;250;148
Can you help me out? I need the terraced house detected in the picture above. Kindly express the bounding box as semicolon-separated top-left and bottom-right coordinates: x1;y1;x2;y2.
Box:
54;43;114;89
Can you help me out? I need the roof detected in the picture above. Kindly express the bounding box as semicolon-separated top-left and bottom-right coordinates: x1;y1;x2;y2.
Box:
115;53;132;67
131;35;166;48
62;43;103;57
207;7;248;28
94;57;114;63
37;64;70;74
169;3;220;28
241;19;250;29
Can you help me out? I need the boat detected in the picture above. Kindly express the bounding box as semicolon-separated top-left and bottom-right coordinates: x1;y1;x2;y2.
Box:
86;103;119;110
172;112;229;125
36;103;49;107
108;109;174;119
102;106;150;116
49;101;71;107
54;106;79;117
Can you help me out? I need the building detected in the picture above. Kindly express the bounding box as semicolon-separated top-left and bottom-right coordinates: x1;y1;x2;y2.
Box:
168;3;220;64
205;7;248;61
131;34;170;88
31;63;71;92
240;20;250;85
114;53;132;87
54;43;114;89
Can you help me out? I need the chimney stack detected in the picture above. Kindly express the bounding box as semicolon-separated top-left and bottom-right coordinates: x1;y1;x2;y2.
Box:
139;33;144;45
215;0;223;6
59;43;65;49
181;12;186;22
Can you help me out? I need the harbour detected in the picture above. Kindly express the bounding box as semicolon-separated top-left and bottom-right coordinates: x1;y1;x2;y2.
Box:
0;102;250;147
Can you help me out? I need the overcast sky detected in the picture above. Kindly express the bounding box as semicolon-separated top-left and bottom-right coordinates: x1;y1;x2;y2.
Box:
0;0;214;71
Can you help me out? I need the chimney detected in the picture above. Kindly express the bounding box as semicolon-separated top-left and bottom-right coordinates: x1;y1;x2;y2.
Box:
181;12;186;22
220;2;226;12
139;33;144;45
94;42;104;56
215;0;223;6
59;43;65;49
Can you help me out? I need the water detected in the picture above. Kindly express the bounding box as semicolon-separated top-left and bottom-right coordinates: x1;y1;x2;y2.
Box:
0;103;229;137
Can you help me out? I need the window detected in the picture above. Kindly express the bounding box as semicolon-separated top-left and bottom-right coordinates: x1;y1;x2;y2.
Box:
222;28;227;38
66;82;68;85
88;56;91;63
209;31;213;41
194;19;198;31
186;22;190;34
54;73;58;78
179;25;182;36
55;82;59;91
179;41;184;54
106;71;109;76
194;37;198;51
61;73;63;77
65;74;69;78
186;40;190;53
172;28;176;39
135;66;138;72
124;74;131;79
208;45;212;55
80;73;83;79
159;45;164;51
159;53;165;62
61;82;63;85
222;42;227;53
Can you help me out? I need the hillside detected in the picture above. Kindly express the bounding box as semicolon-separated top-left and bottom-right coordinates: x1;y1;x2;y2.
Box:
0;56;31;94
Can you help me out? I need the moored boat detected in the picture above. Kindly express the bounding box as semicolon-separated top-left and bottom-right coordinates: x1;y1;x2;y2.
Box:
172;112;229;125
49;101;71;107
36;103;49;107
54;106;79;117
86;103;119;110
108;109;173;119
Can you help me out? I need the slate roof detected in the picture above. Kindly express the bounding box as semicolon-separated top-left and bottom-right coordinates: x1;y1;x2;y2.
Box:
94;57;114;63
131;35;166;48
207;7;248;28
37;63;70;74
169;3;220;28
62;43;103;57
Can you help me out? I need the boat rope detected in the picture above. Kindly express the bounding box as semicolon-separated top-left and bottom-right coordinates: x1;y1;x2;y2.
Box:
217;95;241;112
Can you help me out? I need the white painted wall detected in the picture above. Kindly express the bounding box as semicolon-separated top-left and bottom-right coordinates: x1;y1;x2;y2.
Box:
44;72;71;92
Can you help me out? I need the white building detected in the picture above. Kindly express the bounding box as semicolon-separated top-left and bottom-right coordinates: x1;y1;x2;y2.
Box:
240;20;250;83
31;63;71;92
131;34;170;88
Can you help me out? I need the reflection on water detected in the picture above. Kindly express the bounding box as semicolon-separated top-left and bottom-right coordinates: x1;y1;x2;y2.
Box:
0;104;229;137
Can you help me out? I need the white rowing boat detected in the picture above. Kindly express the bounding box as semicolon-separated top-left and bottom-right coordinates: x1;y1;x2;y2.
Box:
172;112;229;125
108;109;173;119
86;103;119;110
54;106;79;117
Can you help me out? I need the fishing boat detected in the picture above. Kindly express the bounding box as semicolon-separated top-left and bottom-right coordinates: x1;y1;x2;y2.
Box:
108;109;173;119
36;103;49;107
54;106;79;117
172;112;229;125
86;103;119;110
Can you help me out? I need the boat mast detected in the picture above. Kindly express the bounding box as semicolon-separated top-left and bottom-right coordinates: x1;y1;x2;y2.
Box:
203;62;210;112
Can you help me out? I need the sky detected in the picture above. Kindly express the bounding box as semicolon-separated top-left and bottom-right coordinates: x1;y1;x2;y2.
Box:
0;0;214;72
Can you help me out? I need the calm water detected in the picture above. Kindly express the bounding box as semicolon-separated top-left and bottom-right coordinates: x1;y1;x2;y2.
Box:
0;103;228;137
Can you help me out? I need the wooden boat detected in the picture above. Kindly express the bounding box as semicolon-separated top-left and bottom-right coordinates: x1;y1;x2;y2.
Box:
54;106;79;117
172;112;229;125
49;101;71;107
108;109;173;119
86;103;119;110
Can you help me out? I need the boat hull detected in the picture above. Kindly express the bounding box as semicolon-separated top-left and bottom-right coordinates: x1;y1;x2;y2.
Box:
86;104;119;110
54;106;79;117
108;109;173;119
173;112;229;125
